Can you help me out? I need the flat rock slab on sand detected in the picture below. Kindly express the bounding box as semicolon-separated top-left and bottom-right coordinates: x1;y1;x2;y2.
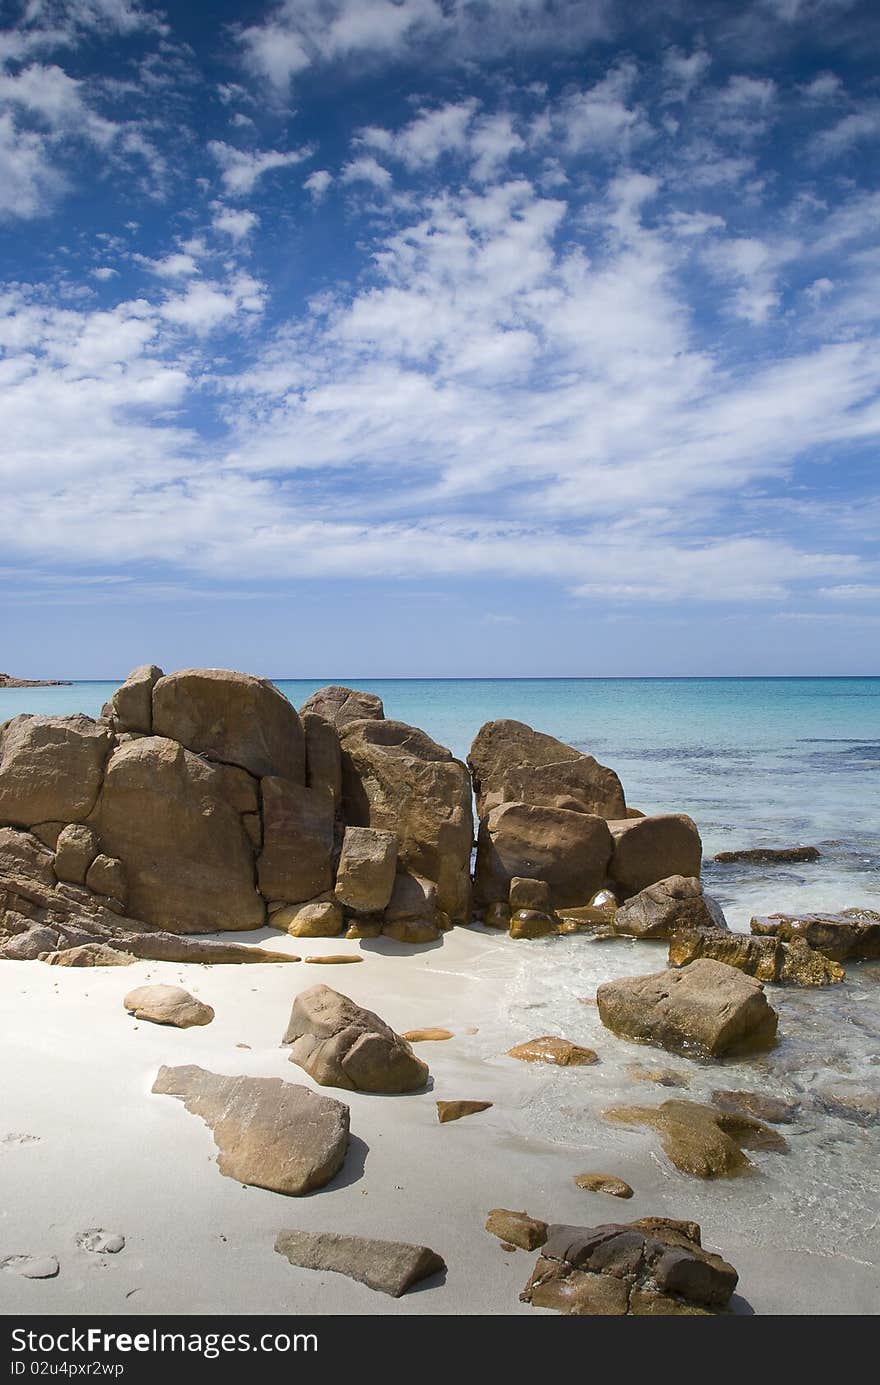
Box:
597;958;778;1058
603;1098;788;1177
283;984;428;1093
436;1100;492;1123
507;1036;598;1066
275;1230;444;1298
124;984;214;1028
521;1218;738;1316
152;1065;349;1196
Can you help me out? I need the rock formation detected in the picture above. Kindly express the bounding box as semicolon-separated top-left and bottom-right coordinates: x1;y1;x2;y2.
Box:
468;719;625;818
669;927;845;985
751;909;880;961
612;875;723;939
283;984;429;1093
597;958;779;1057
520;1218;738;1314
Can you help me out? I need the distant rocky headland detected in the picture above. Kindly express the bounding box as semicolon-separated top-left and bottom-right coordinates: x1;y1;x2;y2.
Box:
0;673;71;688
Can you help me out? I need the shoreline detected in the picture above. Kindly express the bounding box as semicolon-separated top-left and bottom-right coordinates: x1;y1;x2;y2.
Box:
3;926;878;1316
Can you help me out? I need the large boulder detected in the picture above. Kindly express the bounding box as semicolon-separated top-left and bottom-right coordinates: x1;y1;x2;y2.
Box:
340;719;473;923
334;826;398;914
608;815;702;897
612;876;722;939
468;720;625;819
152;1065;349;1195
275;1230;444;1297
302;712;342;808
93;737;265;932
597;958;778;1058
107;665;163;733
0;715;111;827
473;802;612;909
152;668;304;781
751;909;880;962
257;778;335;904
520;1218;738;1315
300;685;385;728
283;984;429;1093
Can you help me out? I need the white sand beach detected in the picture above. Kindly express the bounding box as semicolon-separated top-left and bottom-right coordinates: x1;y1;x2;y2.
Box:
3;926;878;1317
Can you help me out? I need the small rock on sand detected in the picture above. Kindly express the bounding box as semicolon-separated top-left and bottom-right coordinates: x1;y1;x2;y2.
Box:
75;1230;125;1254
436;1100;492;1123
303;954;363;964
485;1209;547;1250
402;1028;453;1042
275;1230;444;1297
507;1036;598;1066
574;1173;634;1198
124;984;214;1028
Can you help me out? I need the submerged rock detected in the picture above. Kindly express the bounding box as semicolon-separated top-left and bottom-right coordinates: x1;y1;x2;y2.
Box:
714;845;820;864
507;1036;599;1066
520;1218;738;1315
275;1230;443;1297
603;1098;787;1177
152;1065;349;1195
574;1173;633;1198
485;1209;547;1250
711;1089;800;1125
597;958;779;1058
283;984;429;1093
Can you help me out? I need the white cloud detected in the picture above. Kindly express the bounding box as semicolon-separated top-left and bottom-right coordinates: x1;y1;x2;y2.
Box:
340;154;392;188
0;111;62;219
811;105;880;159
208;140;313;195
554;62;651;156
91;265;118;280
135;250;201;278
303;168;332;200
159;272;266;334
211;203;260;241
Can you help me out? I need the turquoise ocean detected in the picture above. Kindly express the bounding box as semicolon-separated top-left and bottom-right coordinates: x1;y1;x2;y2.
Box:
3;675;880;1273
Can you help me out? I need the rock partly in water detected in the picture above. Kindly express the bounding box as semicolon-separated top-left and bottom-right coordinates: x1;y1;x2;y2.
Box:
668;928;845;986
574;1173;633;1198
485;1209;547;1250
509;908;557;940
283;984;429;1093
520;1218;738;1315
751;910;880;962
436;1100;492;1123
275;1230;443;1297
603;1098;787;1176
607;814;702;898
152;1065;349;1195
468;720;625;818
124;984;214;1028
507;1036;599;1066
613;875;722;939
714;845;820;864
597;958;779;1058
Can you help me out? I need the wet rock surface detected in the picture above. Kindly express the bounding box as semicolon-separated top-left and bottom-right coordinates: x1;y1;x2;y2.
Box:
603;1098;788;1176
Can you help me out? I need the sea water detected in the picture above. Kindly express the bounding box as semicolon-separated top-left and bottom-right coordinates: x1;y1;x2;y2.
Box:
3;676;878;1273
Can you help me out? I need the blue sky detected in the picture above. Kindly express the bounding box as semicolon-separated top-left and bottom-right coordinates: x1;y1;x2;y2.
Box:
1;0;879;678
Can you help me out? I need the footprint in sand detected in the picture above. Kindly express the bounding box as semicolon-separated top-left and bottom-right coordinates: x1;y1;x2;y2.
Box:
75;1230;126;1255
1;1255;59;1279
1;1133;41;1147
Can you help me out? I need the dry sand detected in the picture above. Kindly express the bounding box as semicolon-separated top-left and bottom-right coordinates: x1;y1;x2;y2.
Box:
1;926;877;1316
